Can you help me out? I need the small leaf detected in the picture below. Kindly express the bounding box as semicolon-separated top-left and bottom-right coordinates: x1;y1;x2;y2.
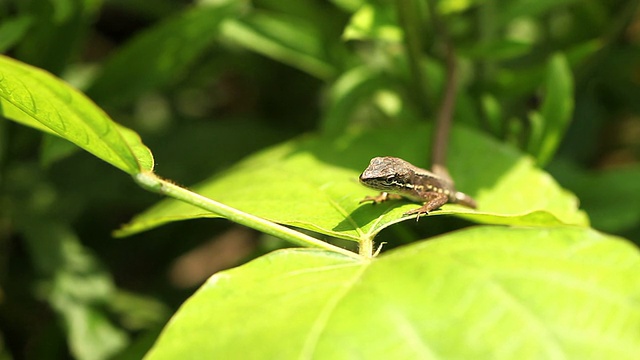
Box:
145;226;640;359
64;306;128;360
565;39;603;66
526;110;544;152
532;53;574;166
221;11;336;79
0;15;33;53
438;0;485;14
342;3;403;42
19;221;128;360
117;123;588;240
480;93;502;136
0;55;153;174
321;65;404;135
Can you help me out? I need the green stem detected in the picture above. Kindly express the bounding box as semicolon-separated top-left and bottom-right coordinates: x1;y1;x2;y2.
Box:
359;237;374;258
134;172;362;260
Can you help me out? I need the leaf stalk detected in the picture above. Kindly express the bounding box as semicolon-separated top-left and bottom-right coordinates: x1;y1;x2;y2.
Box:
134;172;362;260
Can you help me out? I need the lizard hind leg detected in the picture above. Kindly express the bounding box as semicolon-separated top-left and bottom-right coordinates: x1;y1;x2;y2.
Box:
403;192;449;220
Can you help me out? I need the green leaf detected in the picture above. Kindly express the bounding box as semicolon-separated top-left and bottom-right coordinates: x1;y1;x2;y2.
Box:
342;3;403;42
117;123;588;240
49;0;76;23
329;0;365;12
87;2;243;106
20;221;128;360
64;307;128;360
0;15;33;53
0;55;153;174
549;161;640;234
565;39;603;66
526;110;544;152
321;66;411;135
438;0;486;14
462;39;533;61
529;53;574;166
145;226;640;359
12;0;98;74
480;93;503;136
220;10;336;79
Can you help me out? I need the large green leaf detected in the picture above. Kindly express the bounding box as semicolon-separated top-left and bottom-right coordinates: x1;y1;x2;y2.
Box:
117;123;588;240
86;1;243;106
145;226;640;359
0;55;153;174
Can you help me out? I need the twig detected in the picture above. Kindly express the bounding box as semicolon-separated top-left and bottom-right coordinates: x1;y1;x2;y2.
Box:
427;0;458;182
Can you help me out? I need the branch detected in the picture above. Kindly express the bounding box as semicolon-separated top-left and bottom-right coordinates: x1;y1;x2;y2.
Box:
427;0;458;182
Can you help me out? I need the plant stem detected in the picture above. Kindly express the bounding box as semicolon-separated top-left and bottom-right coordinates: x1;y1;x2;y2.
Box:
359;237;373;258
427;0;457;181
431;42;457;180
134;172;362;260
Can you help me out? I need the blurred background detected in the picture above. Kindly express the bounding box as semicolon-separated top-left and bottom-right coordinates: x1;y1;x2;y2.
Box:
1;0;639;358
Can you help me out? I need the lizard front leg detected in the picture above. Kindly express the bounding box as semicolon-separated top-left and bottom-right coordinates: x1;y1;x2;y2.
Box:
403;192;449;219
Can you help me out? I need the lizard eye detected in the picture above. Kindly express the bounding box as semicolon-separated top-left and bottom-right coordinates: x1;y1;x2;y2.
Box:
382;175;395;185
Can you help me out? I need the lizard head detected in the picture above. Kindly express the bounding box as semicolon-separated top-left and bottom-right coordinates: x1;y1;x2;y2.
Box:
359;156;414;191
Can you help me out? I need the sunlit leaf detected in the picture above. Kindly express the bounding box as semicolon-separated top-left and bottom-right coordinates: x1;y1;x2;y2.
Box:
146;226;640;359
118;123;588;240
438;0;486;14
0;55;153;174
343;3;403;42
